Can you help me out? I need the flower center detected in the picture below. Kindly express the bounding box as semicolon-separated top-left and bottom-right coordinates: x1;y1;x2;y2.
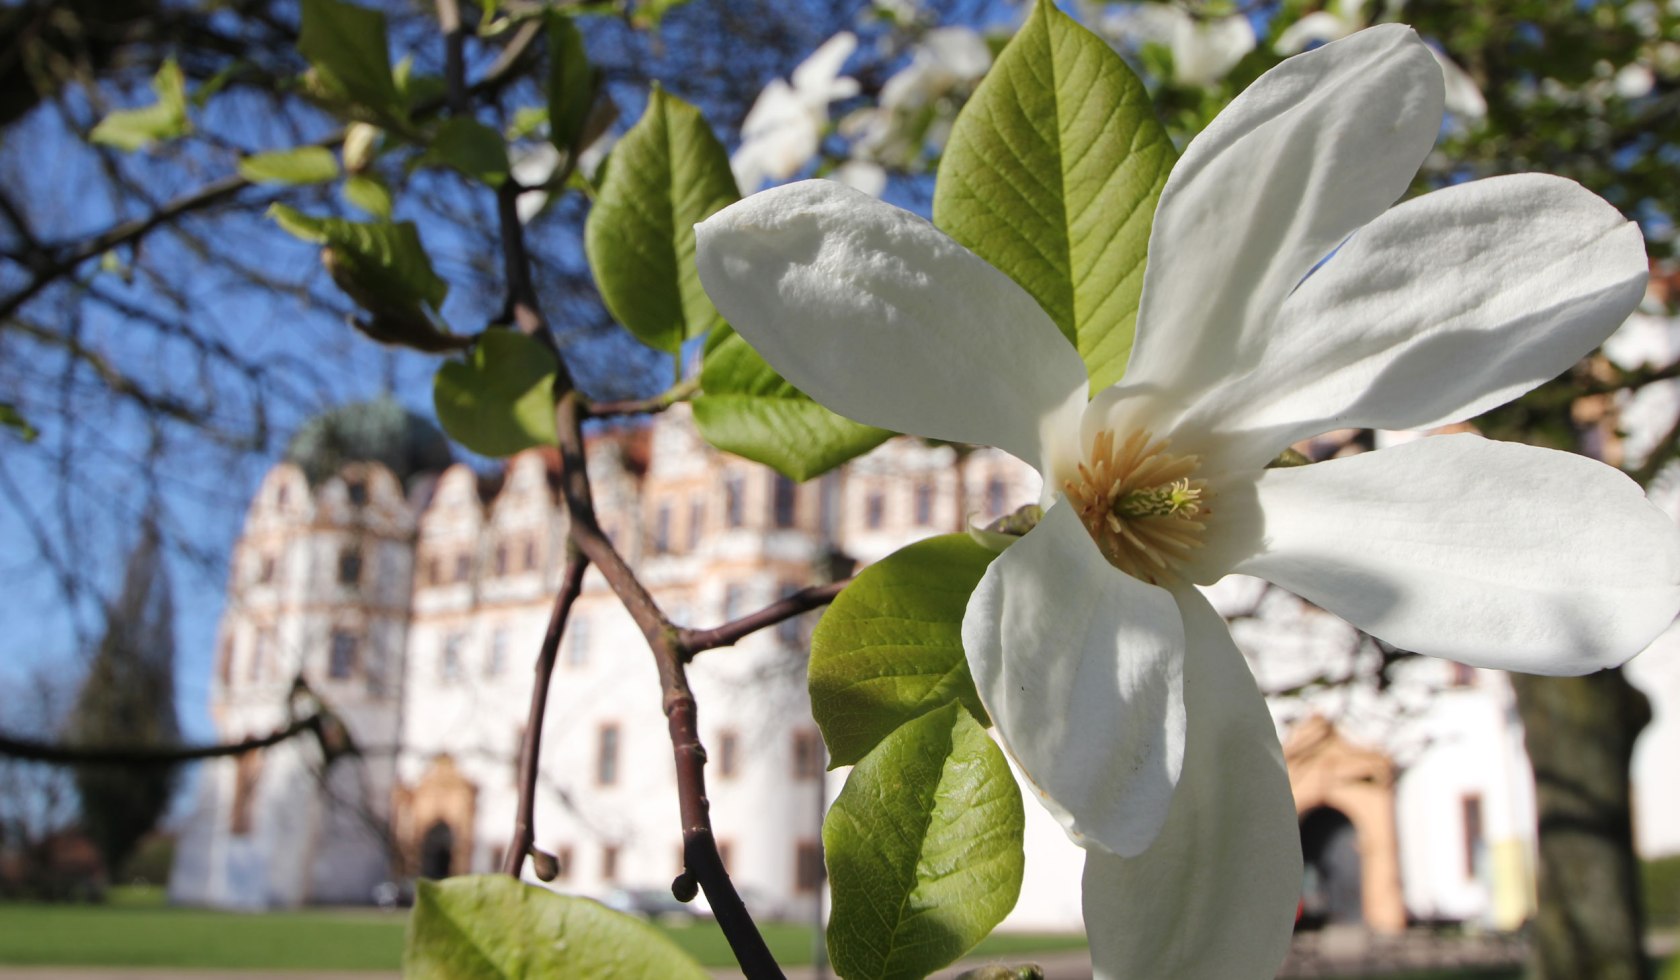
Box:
1065;429;1209;585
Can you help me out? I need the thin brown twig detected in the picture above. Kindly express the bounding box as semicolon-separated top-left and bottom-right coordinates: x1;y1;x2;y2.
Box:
502;545;589;878
0;713;324;766
677;579;850;660
584;376;701;419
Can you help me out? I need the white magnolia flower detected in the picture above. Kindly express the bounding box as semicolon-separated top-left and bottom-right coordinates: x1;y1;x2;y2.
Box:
732;33;861;194
1104;3;1256;87
842;26;992;173
1275;2;1486;119
696;25;1680;979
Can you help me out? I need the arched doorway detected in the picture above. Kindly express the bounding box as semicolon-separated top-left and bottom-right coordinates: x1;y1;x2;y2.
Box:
1300;806;1363;929
419;820;455;879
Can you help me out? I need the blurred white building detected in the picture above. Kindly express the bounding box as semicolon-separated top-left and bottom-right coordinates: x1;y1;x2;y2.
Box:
170;390;1680;937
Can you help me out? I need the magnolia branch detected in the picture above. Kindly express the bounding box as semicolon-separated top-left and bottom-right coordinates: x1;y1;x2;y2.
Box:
678;579;850;659
0;712;326;766
502;546;589;878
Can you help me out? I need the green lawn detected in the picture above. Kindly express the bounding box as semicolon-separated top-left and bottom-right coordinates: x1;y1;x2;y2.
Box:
0;887;1085;970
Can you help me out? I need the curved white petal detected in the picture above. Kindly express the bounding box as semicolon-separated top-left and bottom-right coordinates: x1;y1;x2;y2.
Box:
1123;26;1443;416
1237;434;1680;673
1178;174;1649;473
962;502;1187;857
1172;14;1255;87
1083;587;1299;980
1273;11;1355;54
695;180;1089;473
791;32;858;102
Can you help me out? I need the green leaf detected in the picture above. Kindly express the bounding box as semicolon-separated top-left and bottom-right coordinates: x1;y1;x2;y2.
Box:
809;534;995;767
433;329;559;456
238;146;341;185
585;87;738;353
298;0;401;120
0;402;37;442
268;204;448;311
419;118;511;187
405;875;709;979
507;106;549;142
89;59;190;151
933;0;1175;393
693;325;892;481
825;703;1025;980
341;174;394;218
546;13;594;153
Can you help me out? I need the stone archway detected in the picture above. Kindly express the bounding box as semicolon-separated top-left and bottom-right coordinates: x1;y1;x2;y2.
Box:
1285;717;1406;933
1300;805;1363;927
394;755;477;879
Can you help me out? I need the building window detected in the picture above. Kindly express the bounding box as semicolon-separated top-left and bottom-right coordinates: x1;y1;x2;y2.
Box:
791;730;823;780
523;538;539;571
441;633;465;681
724;584;748;621
257;554;276;585
653;503;672;555
494;544;509;577
1462;794;1484;878
276;484;290;507
865;490;885;529
230;751;263;835
794;840;824;893
250;629;275;682
553;844;573;880
913;481;935;526
346;479;368;506
328;630;358;680
772;475;797;528
427;556;442;585
487;628;509;678
567;615;590;667
217;635;235;688
601;844;619;882
717;730;739;779
597;723;620;786
453;553;470;582
777;581;801;646
338;547;363;586
986;477;1008;517
688;497;705;550
724;474;745;528
717;840;732;871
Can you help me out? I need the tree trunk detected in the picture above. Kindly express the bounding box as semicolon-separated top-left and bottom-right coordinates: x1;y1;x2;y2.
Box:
1510;668;1651;980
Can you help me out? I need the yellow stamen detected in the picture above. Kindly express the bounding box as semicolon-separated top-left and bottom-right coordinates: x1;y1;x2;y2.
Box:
1064;430;1210;586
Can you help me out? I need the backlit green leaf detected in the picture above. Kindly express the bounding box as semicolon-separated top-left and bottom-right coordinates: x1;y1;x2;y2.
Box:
825;704;1025;980
405;875;709;979
694;325;892;481
341;174;394;218
585;87;737;353
809;534;994;767
934;0;1175;392
238;146;341;185
299;0;401;120
433;329;558;457
268;204;447;311
419;118;510;187
89;59;190;151
1;402;37;442
546;14;594;153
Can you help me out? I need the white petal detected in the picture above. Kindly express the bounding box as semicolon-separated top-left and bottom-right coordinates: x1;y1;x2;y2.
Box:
962;502;1186;857
1122;26;1443;413
791;32;858;101
1083;587;1299;980
1176;174;1649;473
1237;434;1680;673
695;180;1089;473
1432;47;1488;119
1171;14;1255;87
1273;11;1355;54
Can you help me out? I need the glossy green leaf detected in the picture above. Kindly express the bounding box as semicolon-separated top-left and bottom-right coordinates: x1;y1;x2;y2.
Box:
693;325;893;481
507;106;549;141
419;118;510;187
238;146;341;185
933;0;1175;393
405;875;709;979
299;0;401;119
341;174;393;218
89;59;190;151
433;329;558;456
1;402;37;442
809;534;995;766
268;204;447;311
825;703;1025;980
585;87;738;353
546;14;594;153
